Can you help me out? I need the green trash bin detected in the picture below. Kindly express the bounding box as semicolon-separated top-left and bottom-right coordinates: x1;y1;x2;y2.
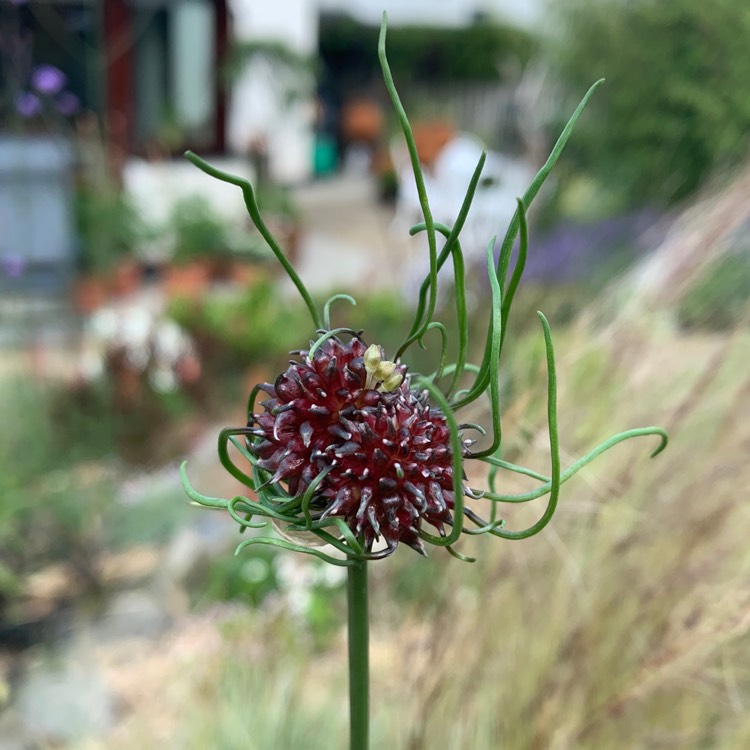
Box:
313;134;337;176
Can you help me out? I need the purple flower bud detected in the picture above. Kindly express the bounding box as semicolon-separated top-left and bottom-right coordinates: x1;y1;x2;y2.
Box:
31;64;67;96
56;91;80;116
15;92;41;118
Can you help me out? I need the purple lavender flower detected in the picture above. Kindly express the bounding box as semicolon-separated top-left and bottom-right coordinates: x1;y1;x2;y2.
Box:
31;65;67;96
15;92;41;118
56;91;80;117
501;209;663;284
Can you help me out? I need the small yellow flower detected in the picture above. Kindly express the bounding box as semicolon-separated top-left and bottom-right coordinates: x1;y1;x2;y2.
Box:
363;344;382;373
378;371;403;393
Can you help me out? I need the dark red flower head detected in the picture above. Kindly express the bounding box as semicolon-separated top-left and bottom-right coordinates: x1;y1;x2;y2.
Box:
249;334;460;555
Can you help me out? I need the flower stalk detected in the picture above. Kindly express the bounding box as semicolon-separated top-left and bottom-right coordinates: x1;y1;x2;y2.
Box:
180;11;668;750
347;558;369;750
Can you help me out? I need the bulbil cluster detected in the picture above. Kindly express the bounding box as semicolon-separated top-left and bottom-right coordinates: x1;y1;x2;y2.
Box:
249;334;460;555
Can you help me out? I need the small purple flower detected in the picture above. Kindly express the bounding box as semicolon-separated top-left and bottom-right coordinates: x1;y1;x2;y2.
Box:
15;92;41;118
1;254;26;279
56;91;80;117
31;65;67;96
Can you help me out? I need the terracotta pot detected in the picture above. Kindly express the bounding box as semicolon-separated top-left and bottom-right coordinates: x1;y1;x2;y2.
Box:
163;260;211;299
341;99;385;145
412;121;455;168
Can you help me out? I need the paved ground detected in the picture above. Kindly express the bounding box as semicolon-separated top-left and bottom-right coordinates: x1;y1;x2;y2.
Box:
287;172;417;296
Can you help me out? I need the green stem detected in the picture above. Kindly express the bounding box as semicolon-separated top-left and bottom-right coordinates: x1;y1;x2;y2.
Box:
347;558;369;750
183;150;322;329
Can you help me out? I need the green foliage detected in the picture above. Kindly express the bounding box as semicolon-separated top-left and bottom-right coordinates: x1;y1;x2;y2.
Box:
378;22;534;83
178;619;348;750
0;378;110;590
0;379;109;484
75;187;143;274
0;560;21;600
170;196;234;265
550;0;750;205
168;279;313;372
320;15;535;85
256;184;299;221
169;195;274;265
330;290;413;357
677;249;750;331
168;284;414;381
199;546;280;608
304;585;342;646
0;373;192;619
104;485;190;551
52;374;195;467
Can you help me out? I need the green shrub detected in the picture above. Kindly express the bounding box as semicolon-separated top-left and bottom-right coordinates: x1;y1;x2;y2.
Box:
320;15;535;85
549;0;750;206
170;284;418;377
0;374;194;622
169;280;313;373
168;195;284;265
0;379;109;595
170;196;234;265
75;187;143;273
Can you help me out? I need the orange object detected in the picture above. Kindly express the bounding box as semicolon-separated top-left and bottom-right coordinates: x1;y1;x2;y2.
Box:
412;121;455;168
341;99;385;145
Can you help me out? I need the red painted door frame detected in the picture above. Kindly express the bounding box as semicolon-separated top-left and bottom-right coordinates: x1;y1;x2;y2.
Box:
103;0;228;157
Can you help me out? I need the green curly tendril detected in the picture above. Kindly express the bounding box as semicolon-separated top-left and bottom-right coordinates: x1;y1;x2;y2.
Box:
181;13;666;565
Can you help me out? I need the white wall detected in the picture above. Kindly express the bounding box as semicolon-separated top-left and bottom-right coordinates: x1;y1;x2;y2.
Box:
123;157;254;262
227;0;318;183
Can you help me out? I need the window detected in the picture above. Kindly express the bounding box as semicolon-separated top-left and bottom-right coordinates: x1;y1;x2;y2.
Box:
131;0;217;152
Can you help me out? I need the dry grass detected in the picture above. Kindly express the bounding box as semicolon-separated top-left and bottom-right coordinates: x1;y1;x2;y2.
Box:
84;312;750;750
380;320;750;750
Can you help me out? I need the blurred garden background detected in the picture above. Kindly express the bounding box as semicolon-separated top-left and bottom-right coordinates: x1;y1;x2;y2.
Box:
1;0;750;747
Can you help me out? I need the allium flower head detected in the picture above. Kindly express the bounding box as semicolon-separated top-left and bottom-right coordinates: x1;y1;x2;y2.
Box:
180;16;667;566
249;334;458;555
